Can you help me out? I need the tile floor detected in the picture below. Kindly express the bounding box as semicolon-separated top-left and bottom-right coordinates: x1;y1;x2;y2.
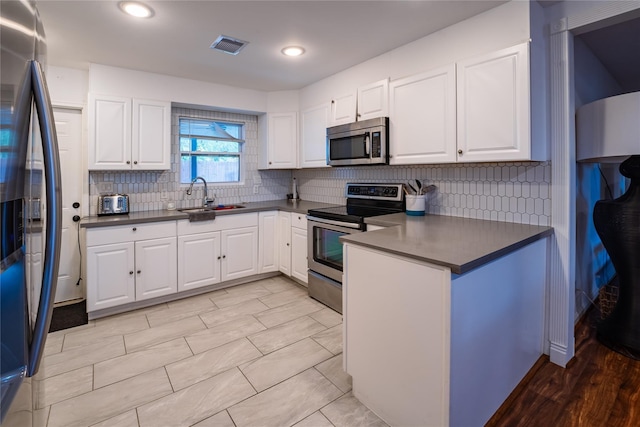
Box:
33;276;388;427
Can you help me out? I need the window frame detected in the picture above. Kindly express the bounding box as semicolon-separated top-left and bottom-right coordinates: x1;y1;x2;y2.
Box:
178;116;246;186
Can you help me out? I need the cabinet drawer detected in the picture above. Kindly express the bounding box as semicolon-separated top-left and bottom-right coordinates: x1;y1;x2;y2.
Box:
291;213;307;230
177;213;258;236
86;221;176;246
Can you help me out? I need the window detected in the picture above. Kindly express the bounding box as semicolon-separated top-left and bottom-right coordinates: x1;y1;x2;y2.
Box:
180;118;244;184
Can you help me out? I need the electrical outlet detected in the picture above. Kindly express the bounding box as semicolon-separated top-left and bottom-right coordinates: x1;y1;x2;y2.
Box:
98;182;113;193
253;185;259;194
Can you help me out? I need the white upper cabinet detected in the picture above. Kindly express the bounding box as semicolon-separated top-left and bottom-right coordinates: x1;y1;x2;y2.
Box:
330;91;357;126
357;78;389;121
389;65;457;165
88;94;171;170
389;42;540;165
330;78;389;126
456;42;530;162
132;99;172;170
259;112;298;169
300;103;330;168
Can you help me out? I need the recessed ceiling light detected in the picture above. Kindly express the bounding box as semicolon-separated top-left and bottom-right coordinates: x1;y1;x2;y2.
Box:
119;1;154;18
281;46;305;57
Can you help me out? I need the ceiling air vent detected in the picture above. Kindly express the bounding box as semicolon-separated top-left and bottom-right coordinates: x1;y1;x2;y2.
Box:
210;35;249;55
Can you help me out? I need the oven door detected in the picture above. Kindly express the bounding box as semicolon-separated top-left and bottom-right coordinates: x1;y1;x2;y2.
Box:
307;216;362;283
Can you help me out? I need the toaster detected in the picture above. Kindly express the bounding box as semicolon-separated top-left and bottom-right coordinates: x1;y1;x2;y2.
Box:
97;194;130;216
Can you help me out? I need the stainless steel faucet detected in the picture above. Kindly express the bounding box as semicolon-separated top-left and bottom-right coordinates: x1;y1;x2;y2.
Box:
186;176;214;207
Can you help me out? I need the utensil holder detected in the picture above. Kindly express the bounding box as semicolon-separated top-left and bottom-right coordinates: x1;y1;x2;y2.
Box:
406;194;426;216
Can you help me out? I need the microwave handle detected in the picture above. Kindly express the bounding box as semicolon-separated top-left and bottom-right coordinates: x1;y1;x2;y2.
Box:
364;132;370;156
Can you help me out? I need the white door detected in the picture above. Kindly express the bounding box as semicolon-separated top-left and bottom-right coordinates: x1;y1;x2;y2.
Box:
291;227;308;285
221;227;258;281
389;65;457;165
178;232;221;291
86;242;136;311
53;107;84;303
300;103;330;168
357;78;389;121
135;237;178;301
456;42;530;162
258;211;279;273
278;212;291;275
132;99;171;170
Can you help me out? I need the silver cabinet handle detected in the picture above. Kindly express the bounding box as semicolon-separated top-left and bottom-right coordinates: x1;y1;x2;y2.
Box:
28;60;62;376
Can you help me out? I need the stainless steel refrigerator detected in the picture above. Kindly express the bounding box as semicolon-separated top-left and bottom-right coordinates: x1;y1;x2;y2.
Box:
1;0;62;424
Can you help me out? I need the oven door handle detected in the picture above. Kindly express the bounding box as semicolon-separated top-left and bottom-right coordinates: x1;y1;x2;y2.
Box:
306;216;363;230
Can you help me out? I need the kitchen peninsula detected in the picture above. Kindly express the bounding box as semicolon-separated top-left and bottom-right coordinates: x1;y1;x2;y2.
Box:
341;214;552;426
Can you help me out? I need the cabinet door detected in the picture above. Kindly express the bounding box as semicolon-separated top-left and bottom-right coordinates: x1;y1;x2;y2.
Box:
178;232;221;291
278;211;292;275
357;78;389;121
330;91;357;126
87;242;135;311
132;99;171;170
135;237;177;301
300;103;330;168
221;226;258;281
267;112;298;169
258;211;279;274
88;94;131;170
390;65;457;165
456;43;530;162
291;227;308;285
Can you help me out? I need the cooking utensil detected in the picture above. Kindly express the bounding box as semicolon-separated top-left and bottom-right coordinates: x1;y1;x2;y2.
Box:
423;185;437;193
415;179;422;194
407;182;418;194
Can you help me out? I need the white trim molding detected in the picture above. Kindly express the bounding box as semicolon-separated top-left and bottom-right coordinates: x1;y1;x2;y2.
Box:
547;2;640;367
549;17;576;367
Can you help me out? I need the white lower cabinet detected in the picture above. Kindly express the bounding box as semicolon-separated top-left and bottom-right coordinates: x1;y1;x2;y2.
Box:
87;242;136;310
277;211;292;276
290;214;308;285
86;210;302;315
221;227;259;281
258;211;279;273
134;237;177;301
86;221;177;312
276;211;308;285
177;232;221;292
177;213;259;292
291;226;308;284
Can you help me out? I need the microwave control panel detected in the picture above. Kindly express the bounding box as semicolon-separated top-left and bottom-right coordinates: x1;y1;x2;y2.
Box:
371;131;381;158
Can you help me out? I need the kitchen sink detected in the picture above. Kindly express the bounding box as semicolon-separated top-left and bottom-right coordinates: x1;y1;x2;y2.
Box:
178;207;217;222
211;204;245;210
178;205;245;222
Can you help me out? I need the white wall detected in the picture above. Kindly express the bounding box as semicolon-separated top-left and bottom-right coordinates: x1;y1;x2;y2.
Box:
88;63;269;114
299;0;532;109
573;36;625;319
47;65;88;107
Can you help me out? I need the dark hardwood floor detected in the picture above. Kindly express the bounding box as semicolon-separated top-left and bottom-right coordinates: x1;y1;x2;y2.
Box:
487;308;640;427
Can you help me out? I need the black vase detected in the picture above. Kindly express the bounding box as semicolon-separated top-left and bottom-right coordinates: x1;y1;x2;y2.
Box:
594;155;640;359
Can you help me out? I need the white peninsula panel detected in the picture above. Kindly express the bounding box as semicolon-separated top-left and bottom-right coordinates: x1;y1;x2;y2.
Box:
343;237;547;427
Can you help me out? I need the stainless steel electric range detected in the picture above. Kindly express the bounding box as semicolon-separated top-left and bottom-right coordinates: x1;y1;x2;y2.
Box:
306;183;405;313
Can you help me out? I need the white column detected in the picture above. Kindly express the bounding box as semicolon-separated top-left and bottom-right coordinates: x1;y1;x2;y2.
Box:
548;18;575;367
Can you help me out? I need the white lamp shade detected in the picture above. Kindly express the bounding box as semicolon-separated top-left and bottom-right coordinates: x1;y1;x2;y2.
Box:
576;91;640;162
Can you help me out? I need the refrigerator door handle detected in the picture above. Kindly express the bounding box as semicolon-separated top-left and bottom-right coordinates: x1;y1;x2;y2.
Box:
27;60;62;376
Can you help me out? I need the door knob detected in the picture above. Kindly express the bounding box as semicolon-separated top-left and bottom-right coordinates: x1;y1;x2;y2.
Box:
458;149;463;155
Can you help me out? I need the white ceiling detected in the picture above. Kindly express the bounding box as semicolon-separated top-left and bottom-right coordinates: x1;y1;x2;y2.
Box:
36;0;510;92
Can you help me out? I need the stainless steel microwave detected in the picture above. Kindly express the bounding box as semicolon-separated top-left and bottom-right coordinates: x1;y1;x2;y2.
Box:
326;117;388;166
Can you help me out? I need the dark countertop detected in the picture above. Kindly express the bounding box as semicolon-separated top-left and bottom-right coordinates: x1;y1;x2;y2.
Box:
341;213;553;275
80;199;339;229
